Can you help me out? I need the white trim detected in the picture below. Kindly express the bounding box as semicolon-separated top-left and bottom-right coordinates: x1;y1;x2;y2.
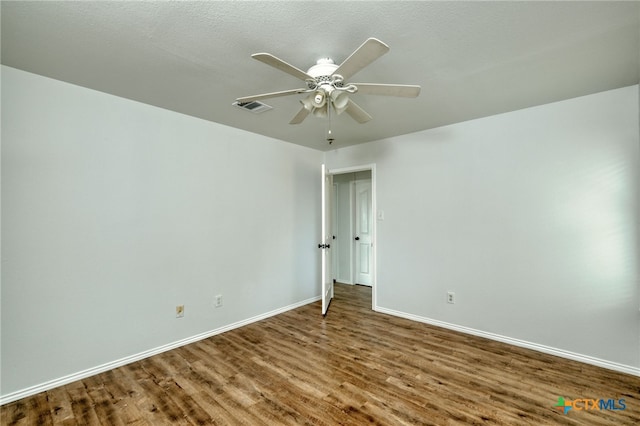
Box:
0;296;321;405
375;306;640;377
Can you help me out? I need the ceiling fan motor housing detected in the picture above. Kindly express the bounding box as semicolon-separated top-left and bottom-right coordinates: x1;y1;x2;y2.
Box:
303;59;354;114
307;58;338;78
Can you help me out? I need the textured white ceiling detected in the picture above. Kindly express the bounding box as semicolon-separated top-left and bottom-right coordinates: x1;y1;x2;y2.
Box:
2;1;639;151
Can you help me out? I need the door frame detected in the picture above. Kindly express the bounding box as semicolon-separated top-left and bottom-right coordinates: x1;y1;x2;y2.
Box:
326;163;377;311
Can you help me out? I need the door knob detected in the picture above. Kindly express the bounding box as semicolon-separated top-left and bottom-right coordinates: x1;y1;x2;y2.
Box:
355;236;360;241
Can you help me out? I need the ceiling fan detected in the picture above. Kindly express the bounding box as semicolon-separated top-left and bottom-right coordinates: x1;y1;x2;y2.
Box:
236;38;421;140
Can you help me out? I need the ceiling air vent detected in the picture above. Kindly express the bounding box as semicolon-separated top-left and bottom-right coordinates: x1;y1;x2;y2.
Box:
232;100;272;114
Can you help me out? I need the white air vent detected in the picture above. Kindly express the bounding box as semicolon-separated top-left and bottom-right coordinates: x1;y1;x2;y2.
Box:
232;100;272;114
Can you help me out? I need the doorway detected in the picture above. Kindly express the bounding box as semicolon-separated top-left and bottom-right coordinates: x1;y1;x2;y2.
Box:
326;164;377;311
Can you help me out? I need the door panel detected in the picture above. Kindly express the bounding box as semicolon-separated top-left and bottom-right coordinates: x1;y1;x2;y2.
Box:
354;179;372;286
321;165;333;315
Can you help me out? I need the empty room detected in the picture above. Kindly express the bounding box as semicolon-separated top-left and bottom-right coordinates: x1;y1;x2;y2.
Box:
1;1;639;425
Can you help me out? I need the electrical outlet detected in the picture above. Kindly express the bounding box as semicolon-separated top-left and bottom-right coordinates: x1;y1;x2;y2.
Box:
215;295;223;308
176;305;185;318
447;292;455;304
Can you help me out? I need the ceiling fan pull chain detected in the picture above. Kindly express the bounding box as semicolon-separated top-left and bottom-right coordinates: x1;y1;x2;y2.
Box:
326;101;334;145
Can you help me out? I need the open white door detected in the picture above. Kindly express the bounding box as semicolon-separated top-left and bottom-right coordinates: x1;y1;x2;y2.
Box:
320;164;334;315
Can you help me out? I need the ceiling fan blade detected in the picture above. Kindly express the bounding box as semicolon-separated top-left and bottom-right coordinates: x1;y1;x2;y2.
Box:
236;88;307;103
345;99;372;124
352;83;421;98
252;53;313;81
332;38;390;80
289;106;311;124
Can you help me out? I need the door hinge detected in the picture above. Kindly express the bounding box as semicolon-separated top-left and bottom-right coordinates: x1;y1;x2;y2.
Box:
318;244;331;249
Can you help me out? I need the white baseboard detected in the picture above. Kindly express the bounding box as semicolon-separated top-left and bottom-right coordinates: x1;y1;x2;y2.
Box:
0;295;321;406
374;306;640;377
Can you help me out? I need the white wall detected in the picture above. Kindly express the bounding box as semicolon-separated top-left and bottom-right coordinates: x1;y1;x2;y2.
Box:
0;66;323;399
326;85;640;373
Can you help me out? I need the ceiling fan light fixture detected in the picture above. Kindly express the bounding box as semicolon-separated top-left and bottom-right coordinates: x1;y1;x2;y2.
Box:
312;104;328;118
330;90;349;113
312;90;326;107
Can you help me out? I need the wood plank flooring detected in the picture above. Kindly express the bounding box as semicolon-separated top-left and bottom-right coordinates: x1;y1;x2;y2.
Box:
2;283;639;425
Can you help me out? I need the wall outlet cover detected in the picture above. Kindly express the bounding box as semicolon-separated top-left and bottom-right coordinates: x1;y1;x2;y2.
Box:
447;292;455;304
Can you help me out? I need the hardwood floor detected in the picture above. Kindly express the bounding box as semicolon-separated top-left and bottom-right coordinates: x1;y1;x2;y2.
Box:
2;283;639;425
